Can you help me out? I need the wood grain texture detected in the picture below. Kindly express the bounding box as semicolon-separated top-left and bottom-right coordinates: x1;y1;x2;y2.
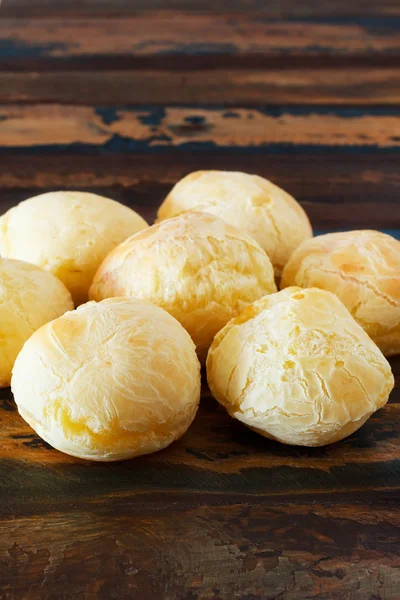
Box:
1;493;399;600
1;388;400;476
0;105;399;151
1;16;399;60
3;55;400;73
0;153;399;235
2;69;400;106
3;0;400;17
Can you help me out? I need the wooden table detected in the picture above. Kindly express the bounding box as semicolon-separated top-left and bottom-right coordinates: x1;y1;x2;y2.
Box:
0;2;399;598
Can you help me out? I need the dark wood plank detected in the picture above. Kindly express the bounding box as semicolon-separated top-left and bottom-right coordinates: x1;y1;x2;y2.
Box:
0;105;399;151
1;492;399;599
3;0;400;17
2;69;400;106
3;55;400;73
0;152;399;234
0;16;399;61
1;390;399;480
0;360;399;599
0;360;399;507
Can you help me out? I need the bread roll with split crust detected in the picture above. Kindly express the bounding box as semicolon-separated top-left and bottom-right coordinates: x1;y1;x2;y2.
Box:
90;212;278;362
281;230;400;356
207;287;394;446
157;170;312;277
12;298;201;461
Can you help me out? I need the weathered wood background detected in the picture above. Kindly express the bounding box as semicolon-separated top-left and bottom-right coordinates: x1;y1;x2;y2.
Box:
0;1;399;598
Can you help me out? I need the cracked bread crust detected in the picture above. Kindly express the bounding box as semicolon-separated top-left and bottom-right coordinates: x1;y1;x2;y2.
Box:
157;170;313;278
0;258;73;387
90;212;277;362
0;191;149;305
281;230;400;356
12;298;201;461
206;287;394;447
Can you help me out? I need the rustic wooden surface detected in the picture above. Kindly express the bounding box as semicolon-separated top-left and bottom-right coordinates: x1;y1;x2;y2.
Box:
0;1;399;599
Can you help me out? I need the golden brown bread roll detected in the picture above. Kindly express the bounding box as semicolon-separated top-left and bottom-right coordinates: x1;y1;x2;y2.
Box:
90;212;277;362
207;287;394;446
12;297;201;461
0;191;148;305
157;170;312;277
281;230;400;356
0;258;73;387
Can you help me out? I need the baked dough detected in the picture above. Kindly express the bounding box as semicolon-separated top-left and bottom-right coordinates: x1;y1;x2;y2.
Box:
0;258;73;387
90;212;277;362
281;230;400;356
0;191;148;305
157;170;312;277
207;287;394;446
12;297;201;461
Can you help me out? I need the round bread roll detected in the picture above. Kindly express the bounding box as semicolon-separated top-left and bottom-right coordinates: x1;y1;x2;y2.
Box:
0;258;73;387
207;287;394;447
281;230;400;356
157;170;312;277
90;212;277;362
0;191;148;305
12;297;201;461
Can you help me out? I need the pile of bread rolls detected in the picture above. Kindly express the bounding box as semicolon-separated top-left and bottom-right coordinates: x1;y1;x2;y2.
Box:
0;173;397;461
